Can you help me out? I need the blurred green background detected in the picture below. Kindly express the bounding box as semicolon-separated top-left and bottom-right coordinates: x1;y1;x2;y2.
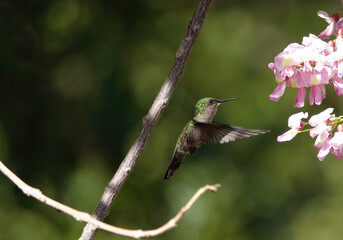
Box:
1;0;343;239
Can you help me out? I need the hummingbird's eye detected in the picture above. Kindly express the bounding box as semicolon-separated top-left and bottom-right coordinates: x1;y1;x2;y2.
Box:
208;99;214;104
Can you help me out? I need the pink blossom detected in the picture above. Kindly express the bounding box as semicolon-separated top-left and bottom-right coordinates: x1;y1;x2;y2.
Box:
330;129;343;159
310;122;332;139
312;124;332;149
331;75;343;95
317;138;331;161
277;112;308;142
308;108;337;160
308;108;334;126
317;11;339;39
317;11;343;39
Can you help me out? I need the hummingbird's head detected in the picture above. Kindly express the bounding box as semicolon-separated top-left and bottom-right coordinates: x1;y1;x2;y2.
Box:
193;97;238;123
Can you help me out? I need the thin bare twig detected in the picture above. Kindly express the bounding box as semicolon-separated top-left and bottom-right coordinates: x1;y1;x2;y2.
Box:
80;0;215;239
0;160;220;239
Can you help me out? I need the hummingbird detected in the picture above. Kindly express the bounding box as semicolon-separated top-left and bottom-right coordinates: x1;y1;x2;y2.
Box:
164;97;269;180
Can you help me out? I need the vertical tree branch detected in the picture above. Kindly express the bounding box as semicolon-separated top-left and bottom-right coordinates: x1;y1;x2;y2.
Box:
79;0;214;239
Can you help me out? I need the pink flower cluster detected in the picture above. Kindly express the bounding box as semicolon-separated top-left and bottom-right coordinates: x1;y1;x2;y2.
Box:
269;11;343;108
278;108;343;161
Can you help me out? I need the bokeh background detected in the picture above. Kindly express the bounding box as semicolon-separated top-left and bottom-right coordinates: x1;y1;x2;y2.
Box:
1;0;343;239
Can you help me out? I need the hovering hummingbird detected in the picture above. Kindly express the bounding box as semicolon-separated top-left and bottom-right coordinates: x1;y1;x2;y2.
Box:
164;97;269;180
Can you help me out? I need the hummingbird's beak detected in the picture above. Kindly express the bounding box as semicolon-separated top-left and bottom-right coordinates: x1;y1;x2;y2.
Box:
218;98;239;104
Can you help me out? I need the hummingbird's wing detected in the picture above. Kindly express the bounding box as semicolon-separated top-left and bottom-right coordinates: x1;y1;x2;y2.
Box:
193;122;269;144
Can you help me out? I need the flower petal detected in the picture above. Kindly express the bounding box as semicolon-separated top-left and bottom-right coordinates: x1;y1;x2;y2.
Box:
318;23;336;39
312;125;330;146
308;108;334;127
294;88;306;108
288;112;308;129
310;122;330;138
277;129;298;142
331;75;343;96
317;139;331;161
330;132;343;159
317;11;330;21
269;81;286;102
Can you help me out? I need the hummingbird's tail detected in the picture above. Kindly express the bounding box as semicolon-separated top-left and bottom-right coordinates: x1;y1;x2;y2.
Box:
164;149;187;180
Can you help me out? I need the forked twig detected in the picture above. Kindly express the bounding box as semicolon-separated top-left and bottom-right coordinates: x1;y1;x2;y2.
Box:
0;160;220;239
